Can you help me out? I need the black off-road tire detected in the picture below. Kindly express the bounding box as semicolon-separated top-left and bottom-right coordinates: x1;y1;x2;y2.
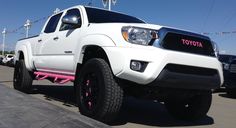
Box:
13;60;33;93
75;58;123;123
226;88;236;97
165;91;212;121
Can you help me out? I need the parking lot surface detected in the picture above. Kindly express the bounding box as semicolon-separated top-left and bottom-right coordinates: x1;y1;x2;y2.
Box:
0;84;109;128
1;65;236;128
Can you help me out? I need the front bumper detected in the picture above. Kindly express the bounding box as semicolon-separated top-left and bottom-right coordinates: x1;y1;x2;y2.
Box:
104;46;223;89
150;64;221;90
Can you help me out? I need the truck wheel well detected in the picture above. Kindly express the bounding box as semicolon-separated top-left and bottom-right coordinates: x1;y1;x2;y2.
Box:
18;51;24;60
74;46;113;94
82;46;110;66
75;46;112;87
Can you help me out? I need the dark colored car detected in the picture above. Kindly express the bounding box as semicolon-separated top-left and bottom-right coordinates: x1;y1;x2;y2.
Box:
219;54;236;96
0;56;3;65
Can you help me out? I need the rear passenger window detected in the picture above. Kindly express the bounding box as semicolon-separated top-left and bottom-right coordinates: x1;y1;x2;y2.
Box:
44;13;63;33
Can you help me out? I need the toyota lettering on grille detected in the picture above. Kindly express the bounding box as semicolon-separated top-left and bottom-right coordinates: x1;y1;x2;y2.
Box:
181;39;203;48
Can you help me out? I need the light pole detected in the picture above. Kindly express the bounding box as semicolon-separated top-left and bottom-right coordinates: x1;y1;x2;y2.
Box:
108;0;111;11
102;0;117;11
2;28;6;56
24;19;31;38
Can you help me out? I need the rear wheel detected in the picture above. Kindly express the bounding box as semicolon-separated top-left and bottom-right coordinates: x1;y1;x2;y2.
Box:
165;91;212;120
226;88;236;97
75;58;123;123
13;60;33;93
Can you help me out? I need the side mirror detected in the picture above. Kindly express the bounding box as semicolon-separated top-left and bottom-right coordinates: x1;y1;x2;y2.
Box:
62;15;81;26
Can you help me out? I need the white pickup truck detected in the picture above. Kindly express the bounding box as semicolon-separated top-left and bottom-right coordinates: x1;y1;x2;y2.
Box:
14;5;223;123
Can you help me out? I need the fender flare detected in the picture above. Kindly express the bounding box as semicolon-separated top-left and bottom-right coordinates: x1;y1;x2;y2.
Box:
15;44;34;71
73;34;118;73
74;34;116;63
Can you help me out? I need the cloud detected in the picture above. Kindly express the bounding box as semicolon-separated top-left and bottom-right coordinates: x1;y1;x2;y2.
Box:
219;50;226;54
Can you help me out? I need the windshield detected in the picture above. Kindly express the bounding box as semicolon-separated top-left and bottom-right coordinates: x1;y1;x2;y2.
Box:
85;7;145;24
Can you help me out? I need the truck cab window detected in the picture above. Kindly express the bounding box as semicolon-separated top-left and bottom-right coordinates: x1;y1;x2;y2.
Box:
44;13;63;33
60;9;82;31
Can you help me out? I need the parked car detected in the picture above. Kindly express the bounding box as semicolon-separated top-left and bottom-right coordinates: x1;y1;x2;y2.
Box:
6;58;15;67
2;54;14;65
219;54;236;96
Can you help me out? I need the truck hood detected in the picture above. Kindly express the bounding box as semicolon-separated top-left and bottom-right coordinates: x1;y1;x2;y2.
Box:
88;23;163;31
83;23;163;47
84;23;207;47
87;23;199;35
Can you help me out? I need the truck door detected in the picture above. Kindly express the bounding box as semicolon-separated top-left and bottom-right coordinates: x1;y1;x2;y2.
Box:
34;12;69;74
52;8;83;74
34;8;83;75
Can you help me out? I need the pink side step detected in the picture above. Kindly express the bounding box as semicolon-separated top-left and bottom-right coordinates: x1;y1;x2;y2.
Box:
34;71;75;84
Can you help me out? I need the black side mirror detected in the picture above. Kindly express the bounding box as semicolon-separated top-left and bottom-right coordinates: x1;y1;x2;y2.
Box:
62;15;81;26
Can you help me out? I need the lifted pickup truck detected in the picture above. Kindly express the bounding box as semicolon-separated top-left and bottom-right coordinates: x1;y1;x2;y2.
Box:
14;5;223;123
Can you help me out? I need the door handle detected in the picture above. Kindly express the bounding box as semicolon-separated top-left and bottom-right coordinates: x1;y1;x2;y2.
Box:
53;37;59;41
38;39;42;42
64;51;72;54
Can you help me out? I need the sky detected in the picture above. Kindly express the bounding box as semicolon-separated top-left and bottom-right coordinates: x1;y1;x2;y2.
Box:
0;0;236;55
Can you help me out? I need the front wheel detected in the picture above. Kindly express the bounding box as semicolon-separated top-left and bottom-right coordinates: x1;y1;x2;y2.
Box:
13;60;33;93
75;58;123;123
165;91;212;120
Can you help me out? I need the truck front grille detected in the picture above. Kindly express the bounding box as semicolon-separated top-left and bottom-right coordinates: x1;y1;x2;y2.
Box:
230;64;236;73
159;29;215;57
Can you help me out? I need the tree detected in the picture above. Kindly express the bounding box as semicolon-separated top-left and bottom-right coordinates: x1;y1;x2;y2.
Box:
0;51;15;55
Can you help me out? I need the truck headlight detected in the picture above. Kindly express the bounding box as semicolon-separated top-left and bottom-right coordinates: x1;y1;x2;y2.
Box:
122;26;158;45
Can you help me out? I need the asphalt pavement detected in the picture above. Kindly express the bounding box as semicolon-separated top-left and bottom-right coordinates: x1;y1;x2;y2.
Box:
0;84;110;128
